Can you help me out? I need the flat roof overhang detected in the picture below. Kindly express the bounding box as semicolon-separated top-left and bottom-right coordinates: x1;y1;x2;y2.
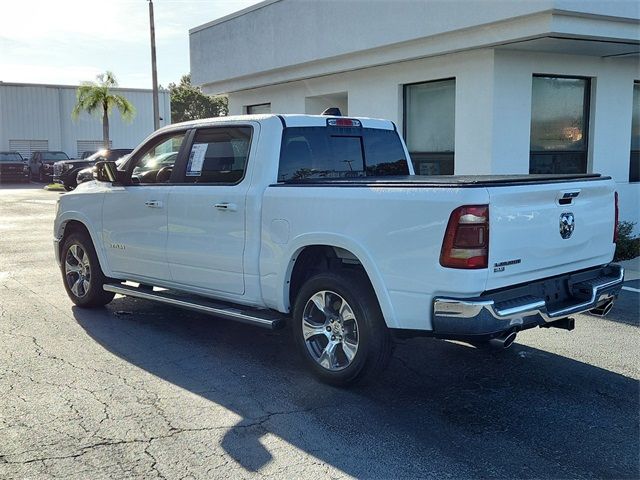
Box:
191;9;639;95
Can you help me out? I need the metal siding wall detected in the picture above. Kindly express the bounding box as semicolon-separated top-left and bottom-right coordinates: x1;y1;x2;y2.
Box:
0;85;62;151
0;84;171;157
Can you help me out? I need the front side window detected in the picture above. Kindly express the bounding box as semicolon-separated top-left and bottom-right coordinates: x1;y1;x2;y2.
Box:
278;127;409;181
630;81;639;183
182;127;252;184
404;79;455;175
530;75;590;174
131;133;184;184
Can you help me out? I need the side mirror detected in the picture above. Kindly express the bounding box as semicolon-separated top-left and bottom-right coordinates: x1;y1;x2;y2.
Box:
94;161;121;183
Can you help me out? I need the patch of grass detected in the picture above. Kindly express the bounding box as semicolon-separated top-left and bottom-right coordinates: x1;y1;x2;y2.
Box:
44;183;65;192
614;221;640;261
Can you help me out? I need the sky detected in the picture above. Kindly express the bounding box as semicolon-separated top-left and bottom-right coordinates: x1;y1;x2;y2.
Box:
0;0;263;89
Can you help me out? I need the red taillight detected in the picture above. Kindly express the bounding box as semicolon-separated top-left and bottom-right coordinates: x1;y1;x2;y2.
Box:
613;191;619;243
440;205;489;269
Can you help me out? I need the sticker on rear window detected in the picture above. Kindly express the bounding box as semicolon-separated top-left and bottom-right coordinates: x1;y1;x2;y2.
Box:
186;143;208;176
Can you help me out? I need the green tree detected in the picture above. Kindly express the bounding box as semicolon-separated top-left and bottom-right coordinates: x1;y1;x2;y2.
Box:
72;71;136;149
168;74;228;123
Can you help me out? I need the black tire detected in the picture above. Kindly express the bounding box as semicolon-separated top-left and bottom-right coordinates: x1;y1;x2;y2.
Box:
292;270;393;386
63;183;74;191
60;231;115;307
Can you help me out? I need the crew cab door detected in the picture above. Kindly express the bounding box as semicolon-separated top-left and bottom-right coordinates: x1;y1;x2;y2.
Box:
165;125;255;295
101;130;187;282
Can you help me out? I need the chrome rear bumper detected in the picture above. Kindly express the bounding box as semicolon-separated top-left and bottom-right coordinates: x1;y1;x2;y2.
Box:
432;264;624;337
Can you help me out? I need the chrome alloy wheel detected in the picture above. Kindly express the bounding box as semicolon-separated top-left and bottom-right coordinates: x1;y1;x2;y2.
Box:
64;244;91;298
302;290;359;371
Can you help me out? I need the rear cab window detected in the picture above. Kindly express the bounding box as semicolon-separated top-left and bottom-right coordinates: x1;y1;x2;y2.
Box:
278;125;409;182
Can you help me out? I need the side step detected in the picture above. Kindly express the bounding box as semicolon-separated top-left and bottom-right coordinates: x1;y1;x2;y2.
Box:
103;283;287;330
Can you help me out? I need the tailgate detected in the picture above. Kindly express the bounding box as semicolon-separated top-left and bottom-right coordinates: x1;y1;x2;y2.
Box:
486;178;616;290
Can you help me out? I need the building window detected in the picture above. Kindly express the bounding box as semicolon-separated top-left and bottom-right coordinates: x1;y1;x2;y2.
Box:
530;75;590;174
246;103;271;114
630;81;640;183
404;78;455;175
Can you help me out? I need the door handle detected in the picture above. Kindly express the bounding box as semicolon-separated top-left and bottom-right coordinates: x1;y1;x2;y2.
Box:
144;200;163;208
214;202;237;212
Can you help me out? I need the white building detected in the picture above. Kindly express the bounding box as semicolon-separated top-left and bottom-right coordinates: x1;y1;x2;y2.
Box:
0;82;171;158
189;0;639;225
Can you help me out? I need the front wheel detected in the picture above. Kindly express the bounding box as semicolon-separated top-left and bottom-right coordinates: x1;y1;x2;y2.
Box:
292;271;393;386
61;232;115;307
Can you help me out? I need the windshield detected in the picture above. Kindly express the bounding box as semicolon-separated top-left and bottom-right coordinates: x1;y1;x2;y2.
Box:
0;153;23;162
43;152;69;161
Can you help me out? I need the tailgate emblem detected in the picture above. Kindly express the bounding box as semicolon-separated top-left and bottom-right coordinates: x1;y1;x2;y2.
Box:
559;212;575;239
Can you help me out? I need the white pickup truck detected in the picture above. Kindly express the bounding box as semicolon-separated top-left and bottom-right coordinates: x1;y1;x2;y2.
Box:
54;114;624;385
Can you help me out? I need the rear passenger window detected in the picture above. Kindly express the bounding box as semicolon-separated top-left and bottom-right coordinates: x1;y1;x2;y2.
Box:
278;127;409;182
183;127;252;184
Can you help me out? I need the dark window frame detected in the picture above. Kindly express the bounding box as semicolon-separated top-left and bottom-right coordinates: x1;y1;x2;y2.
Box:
630;80;640;183
402;77;456;176
245;103;271;115
529;74;591;175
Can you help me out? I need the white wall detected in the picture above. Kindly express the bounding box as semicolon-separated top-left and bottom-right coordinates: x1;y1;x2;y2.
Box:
0;84;171;157
226;49;639;226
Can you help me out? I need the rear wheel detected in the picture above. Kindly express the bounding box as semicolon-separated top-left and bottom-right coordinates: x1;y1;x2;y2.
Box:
292;271;392;386
61;232;115;307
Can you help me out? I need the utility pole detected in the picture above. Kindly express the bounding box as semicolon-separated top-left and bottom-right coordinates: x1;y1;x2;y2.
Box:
148;0;160;130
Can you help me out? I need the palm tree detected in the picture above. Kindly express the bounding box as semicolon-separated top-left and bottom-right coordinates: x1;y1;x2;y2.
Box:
72;71;136;149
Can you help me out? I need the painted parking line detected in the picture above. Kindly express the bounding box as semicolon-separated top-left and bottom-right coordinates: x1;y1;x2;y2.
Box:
622;286;640;293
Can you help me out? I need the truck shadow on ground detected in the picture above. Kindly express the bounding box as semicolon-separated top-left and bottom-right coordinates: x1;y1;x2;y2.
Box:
73;298;639;479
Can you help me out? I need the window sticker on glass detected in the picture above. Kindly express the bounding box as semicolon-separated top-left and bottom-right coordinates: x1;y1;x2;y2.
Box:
186;143;208;176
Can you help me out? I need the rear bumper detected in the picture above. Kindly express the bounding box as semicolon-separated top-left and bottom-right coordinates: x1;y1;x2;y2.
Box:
432;264;624;338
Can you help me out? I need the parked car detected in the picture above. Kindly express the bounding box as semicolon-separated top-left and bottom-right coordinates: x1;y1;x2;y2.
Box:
53;114;623;386
54;148;133;191
29;151;70;183
0;151;30;183
76;154;131;186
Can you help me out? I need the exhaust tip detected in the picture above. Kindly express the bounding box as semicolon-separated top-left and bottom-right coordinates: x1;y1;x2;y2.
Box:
489;331;517;350
590;300;614;317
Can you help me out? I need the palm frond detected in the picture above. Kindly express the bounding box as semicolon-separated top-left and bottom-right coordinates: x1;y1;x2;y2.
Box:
109;94;136;123
71;71;135;124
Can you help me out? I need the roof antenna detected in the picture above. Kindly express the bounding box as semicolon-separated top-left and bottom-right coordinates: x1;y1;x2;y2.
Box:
321;107;342;116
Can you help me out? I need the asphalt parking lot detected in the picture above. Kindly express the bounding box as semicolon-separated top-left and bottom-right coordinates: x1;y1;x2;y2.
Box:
1;184;638;479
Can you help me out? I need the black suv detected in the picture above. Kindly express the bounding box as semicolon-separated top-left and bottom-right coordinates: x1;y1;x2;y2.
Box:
29;151;70;183
0;151;29;183
54;149;133;190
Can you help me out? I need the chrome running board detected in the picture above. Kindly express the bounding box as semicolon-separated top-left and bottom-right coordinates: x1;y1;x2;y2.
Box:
103;283;286;330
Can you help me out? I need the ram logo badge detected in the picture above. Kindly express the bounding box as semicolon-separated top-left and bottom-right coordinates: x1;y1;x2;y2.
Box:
559;212;575;239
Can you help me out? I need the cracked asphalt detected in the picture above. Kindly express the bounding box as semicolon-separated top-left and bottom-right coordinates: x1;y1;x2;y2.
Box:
1;184;639;479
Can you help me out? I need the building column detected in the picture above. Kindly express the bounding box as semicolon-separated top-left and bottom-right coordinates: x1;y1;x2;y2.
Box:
454;50;495;175
589;66;634;182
